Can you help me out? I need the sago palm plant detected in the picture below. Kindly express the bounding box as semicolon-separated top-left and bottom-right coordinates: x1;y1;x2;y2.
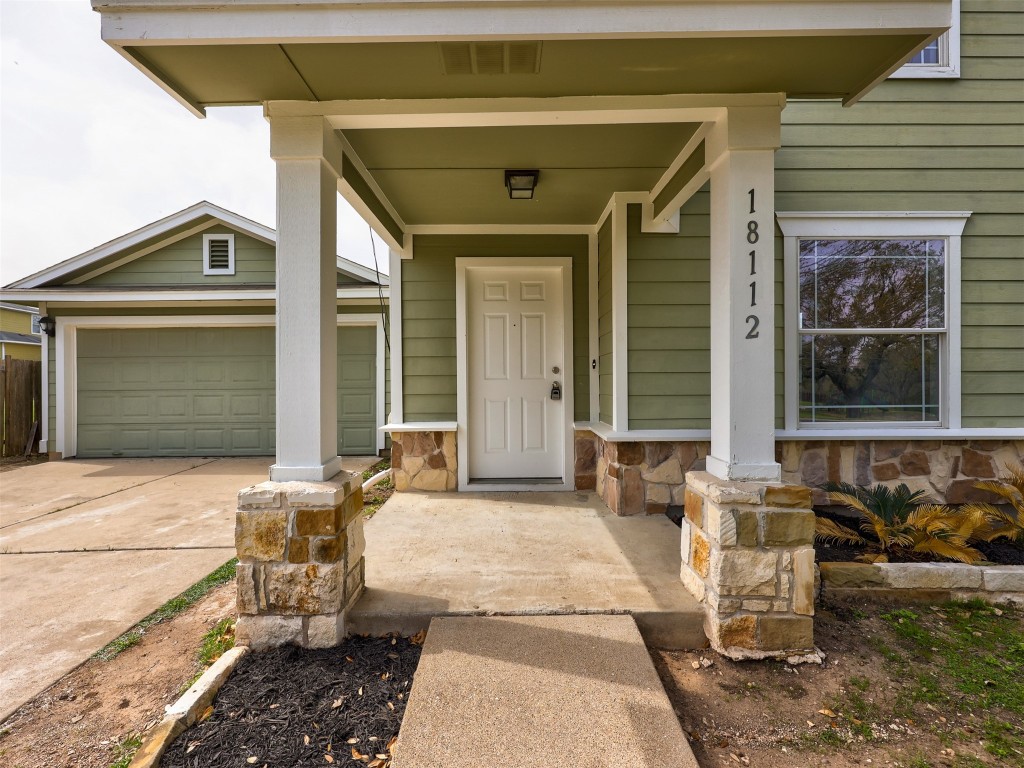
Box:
962;462;1024;543
814;482;984;564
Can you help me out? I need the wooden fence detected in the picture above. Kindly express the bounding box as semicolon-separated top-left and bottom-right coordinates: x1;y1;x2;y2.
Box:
1;356;42;457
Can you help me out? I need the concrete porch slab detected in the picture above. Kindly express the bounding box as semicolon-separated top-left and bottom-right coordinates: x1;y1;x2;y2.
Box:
350;491;706;649
392;614;699;768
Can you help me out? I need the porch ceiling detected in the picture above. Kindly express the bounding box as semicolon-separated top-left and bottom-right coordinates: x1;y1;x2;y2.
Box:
342;123;701;226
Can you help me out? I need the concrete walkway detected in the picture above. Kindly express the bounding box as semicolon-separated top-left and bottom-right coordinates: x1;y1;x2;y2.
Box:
393;615;699;768
351;491;705;648
0;455;378;722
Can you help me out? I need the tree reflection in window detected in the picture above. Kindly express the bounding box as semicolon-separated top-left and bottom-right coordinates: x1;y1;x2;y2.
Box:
798;239;944;423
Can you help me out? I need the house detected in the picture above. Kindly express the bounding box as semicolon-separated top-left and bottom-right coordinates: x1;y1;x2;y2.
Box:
66;0;1024;655
0;303;41;361
0;202;390;460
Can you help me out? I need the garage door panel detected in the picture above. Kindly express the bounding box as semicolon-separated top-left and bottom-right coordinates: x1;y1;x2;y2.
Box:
157;395;188;418
79;393;116;420
194;429;226;450
157;429;188;452
340;392;373;418
193;395;226;417
155;361;188;385
195;361;226;384
229;360;264;384
77;326;377;458
121;395;154;418
230;394;264;418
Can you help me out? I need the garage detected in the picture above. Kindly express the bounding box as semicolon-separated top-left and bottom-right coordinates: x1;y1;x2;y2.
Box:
75;324;379;458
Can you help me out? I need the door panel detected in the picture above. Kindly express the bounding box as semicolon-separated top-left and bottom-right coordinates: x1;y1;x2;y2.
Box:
467;266;564;480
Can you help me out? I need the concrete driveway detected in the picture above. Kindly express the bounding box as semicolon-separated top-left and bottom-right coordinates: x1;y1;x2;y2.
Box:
0;455;376;722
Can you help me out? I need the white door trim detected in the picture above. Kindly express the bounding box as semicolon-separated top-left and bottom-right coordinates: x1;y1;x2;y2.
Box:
55;313;386;456
455;257;575;492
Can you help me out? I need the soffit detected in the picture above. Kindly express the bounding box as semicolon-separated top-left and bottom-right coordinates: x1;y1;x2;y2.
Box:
130;35;925;105
343;123;701;225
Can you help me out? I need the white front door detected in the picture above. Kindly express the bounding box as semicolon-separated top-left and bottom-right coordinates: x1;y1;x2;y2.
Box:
467;265;565;480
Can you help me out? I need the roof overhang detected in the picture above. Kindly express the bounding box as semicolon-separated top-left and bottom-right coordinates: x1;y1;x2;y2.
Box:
91;1;952;236
0;286;389;309
94;0;952;115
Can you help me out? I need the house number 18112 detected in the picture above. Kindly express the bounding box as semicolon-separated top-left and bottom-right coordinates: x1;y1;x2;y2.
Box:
745;188;760;339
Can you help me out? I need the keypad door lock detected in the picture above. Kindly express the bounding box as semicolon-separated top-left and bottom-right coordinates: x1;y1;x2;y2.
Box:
550;381;562;401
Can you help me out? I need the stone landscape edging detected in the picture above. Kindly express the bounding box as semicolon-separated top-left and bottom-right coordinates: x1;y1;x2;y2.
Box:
128;645;249;768
818;562;1024;605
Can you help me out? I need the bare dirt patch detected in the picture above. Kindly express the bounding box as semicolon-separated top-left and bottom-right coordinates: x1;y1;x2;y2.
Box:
0;582;235;768
0;454;47;474
654;597;1023;768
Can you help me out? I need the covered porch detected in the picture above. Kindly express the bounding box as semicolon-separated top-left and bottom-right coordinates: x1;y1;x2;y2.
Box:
94;0;954;658
350;490;705;649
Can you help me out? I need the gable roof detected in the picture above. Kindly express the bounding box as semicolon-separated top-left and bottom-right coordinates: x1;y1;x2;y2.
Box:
6;201;388;289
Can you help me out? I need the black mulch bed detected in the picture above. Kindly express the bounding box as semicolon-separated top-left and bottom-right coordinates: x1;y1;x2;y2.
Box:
162;636;422;768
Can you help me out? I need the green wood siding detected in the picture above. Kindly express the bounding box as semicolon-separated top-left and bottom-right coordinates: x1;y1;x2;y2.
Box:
85;227;276;286
597;218;613;425
776;0;1024;427
405;234;589;422
626;201;711;429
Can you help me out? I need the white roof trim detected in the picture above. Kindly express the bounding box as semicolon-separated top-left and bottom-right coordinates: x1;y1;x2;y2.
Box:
0;286;389;304
0;301;38;313
7;200;386;289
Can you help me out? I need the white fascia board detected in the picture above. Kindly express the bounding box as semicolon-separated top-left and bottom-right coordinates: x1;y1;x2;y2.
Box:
405;224;594;236
0;301;38;313
0;287;389;303
98;1;952;44
8;201;275;289
269;94;775;130
0;338;42;347
777;211;971;237
337;258;390;286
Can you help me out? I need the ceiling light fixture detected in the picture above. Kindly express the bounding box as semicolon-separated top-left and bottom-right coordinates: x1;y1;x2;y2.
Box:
504;169;539;200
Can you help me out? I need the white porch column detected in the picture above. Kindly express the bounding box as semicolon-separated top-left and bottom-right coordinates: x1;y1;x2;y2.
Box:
705;106;783;482
270;116;345;482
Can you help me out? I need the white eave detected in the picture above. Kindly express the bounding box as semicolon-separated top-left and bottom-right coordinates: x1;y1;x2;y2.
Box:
0;286;389;304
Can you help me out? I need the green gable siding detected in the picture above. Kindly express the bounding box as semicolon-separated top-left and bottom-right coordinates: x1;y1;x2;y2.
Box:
776;0;1024;427
405;234;589;423
597;218;614;425
85;226;276;286
626;201;712;429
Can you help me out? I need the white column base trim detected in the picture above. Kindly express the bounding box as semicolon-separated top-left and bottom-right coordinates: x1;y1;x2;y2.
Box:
705;455;781;483
270;456;345;483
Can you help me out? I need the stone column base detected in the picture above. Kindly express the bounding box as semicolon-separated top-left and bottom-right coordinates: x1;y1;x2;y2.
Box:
681;471;816;660
390;431;457;491
234;471;366;651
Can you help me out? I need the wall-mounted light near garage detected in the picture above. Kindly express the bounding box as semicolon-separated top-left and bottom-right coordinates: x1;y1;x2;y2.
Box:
38;315;56;337
504;169;539;200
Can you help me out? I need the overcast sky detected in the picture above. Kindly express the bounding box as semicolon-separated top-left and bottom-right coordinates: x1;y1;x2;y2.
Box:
0;0;389;285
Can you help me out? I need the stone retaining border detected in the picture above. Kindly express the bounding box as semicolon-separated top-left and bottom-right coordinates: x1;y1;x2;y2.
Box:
128;646;249;768
819;562;1024;605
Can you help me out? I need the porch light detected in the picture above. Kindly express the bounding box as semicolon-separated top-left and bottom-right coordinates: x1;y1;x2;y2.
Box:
504;169;539;200
38;316;56;337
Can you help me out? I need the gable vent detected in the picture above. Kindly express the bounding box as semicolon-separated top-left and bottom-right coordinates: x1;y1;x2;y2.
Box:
439;42;542;75
207;238;231;270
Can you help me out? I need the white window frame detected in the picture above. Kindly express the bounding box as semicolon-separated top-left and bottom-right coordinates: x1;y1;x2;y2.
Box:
890;0;960;79
778;212;970;434
203;233;236;275
30;314;41;334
